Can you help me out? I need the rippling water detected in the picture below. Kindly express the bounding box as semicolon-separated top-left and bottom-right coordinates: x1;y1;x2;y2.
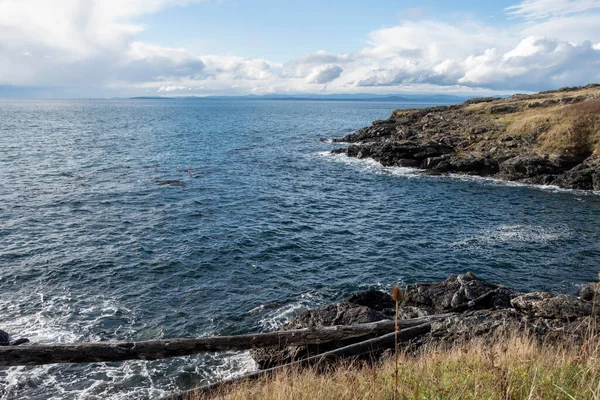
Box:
1;99;600;399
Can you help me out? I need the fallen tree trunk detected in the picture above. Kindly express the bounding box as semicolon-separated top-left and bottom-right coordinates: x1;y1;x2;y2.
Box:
173;323;431;400
0;314;453;366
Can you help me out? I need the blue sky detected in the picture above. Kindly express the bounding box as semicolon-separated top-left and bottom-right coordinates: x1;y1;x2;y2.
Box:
0;0;599;98
136;1;517;61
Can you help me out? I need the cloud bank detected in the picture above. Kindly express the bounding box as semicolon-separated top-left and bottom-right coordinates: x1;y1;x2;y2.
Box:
0;0;599;96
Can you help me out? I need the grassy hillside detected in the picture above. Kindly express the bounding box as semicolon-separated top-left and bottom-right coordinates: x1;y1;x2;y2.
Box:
461;86;600;157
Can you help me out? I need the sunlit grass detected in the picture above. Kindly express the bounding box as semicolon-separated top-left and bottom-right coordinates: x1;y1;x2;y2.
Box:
189;323;600;400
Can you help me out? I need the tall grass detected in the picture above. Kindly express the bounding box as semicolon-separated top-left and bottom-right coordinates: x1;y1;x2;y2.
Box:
191;319;600;400
506;99;600;156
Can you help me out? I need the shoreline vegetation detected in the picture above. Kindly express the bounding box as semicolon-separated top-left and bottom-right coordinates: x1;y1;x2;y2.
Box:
183;273;600;399
189;333;600;399
331;84;600;191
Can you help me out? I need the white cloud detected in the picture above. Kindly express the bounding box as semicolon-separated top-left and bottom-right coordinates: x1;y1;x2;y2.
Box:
506;0;600;20
158;85;188;92
0;0;599;96
305;65;343;84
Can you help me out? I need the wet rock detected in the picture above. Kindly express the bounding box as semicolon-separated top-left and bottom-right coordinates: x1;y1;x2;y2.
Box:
498;155;583;181
396;159;420;167
250;302;389;369
430;156;499;176
345;290;394;312
554;157;600;190
155;180;185;186
511;292;593;320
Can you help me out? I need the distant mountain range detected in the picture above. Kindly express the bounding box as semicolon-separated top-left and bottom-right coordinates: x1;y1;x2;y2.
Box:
130;93;475;103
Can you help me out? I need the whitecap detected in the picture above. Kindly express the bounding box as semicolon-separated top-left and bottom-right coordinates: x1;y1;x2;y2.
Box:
451;224;572;248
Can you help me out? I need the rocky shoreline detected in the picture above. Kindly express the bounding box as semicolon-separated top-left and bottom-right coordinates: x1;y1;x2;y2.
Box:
251;273;600;369
331;84;600;190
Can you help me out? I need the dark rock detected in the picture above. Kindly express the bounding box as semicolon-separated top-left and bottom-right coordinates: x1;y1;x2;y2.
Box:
489;104;522;114
330;148;347;155
511;292;593;320
463;97;501;105
425;309;524;346
554;158;600;190
396;159;420;167
579;283;600;301
345;289;394;311
155;180;185;186
0;330;29;346
365;141;454;167
431;156;499;176
250;302;389;369
499;155;583;181
423;156;448;169
579;276;600;302
346;145;363;157
402;272;517;314
333;123;395;143
527;100;559;108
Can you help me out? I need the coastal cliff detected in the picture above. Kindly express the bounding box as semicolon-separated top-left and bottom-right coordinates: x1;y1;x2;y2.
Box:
332;84;600;190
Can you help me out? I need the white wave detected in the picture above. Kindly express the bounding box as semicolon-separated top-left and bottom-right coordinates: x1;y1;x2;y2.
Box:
452;224;571;248
315;151;600;195
313;151;420;177
257;292;325;331
247;304;266;315
441;173;600;195
205;351;258;382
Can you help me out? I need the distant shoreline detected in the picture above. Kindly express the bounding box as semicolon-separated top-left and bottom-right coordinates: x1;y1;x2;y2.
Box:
332;84;600;191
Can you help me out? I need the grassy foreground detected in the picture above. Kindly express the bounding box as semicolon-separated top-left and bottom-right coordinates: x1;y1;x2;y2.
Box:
189;329;600;400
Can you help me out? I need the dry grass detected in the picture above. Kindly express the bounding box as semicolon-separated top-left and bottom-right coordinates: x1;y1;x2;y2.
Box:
504;99;600;156
189;324;600;400
538;99;600;156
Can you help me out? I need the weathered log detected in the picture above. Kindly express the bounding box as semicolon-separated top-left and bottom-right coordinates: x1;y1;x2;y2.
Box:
0;314;453;366
173;323;431;400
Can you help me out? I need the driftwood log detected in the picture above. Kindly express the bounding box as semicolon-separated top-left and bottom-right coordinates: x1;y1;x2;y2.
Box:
173;323;431;400
0;314;453;366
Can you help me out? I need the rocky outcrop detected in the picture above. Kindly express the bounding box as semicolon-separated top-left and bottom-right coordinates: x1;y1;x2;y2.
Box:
511;292;593;320
332;84;600;190
250;302;389;369
251;272;600;369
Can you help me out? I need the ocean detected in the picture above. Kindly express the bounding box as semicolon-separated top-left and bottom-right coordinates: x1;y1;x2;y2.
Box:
1;99;599;399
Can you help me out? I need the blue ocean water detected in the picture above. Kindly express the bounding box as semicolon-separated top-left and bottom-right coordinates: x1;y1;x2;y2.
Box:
1;99;600;399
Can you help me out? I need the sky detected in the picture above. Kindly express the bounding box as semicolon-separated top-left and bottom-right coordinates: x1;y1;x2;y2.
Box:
0;0;599;98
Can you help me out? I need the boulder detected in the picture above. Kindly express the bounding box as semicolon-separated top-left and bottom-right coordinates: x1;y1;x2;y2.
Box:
345;289;394;312
402;272;516;313
579;279;600;302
